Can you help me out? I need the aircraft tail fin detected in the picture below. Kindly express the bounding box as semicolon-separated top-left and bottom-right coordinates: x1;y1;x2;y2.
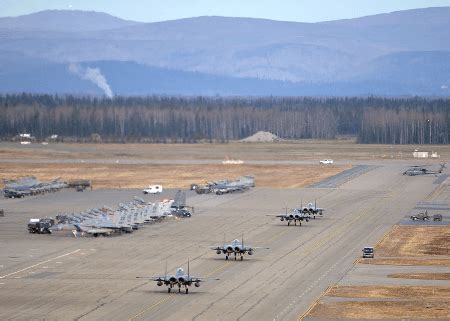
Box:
439;163;447;173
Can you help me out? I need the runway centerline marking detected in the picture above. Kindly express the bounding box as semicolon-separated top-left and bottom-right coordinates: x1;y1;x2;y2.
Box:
263;229;290;245
128;295;174;321
204;262;231;278
0;249;81;279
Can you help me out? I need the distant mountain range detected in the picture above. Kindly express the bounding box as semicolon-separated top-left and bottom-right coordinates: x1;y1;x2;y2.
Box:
0;8;449;96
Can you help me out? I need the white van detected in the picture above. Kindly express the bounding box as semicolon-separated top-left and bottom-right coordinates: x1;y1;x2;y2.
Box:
143;185;163;194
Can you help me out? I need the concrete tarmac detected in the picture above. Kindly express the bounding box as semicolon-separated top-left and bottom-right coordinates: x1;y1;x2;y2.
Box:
0;162;441;321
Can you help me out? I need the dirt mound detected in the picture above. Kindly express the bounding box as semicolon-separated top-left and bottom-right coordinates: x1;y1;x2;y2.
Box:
240;131;281;143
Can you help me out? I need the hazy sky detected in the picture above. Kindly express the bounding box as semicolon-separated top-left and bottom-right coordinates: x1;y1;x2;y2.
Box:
1;0;450;22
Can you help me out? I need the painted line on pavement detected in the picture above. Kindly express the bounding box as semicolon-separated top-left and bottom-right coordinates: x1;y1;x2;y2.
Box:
0;249;81;279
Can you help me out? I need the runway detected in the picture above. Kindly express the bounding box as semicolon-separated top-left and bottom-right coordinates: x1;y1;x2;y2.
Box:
0;162;439;320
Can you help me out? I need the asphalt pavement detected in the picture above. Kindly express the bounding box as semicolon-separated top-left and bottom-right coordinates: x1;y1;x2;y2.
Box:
0;162;440;321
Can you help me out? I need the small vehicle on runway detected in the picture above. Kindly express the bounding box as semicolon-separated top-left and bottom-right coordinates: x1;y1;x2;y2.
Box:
362;247;374;258
319;159;334;165
143;185;163;194
4;189;26;198
28;218;55;234
171;207;192;218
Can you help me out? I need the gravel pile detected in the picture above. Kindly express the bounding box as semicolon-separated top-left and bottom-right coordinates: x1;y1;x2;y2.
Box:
240;131;281;143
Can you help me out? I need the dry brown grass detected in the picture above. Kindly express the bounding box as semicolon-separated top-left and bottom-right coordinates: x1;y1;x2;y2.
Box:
307;221;450;320
359;258;450;267
2;141;450;161
388;273;450;280
309;284;450;319
0;163;348;189
376;226;450;257
309;301;450;319
0;148;78;159
328;285;450;299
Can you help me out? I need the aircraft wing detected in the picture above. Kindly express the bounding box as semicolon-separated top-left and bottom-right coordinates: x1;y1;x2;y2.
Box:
211;246;225;251
86;228;114;234
245;246;270;250
266;214;290;218
190;277;220;282
136;276;167;281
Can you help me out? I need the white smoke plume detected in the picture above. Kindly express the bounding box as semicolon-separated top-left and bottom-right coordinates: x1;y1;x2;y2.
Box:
68;63;113;98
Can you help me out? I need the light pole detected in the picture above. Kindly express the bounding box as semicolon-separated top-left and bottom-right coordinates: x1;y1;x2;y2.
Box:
427;119;431;144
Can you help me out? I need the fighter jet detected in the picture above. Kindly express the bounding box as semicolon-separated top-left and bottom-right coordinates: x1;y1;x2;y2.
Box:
403;163;446;176
299;199;325;219
2;176;67;197
212;235;268;260
72;223;114;237
52;207;134;236
136;260;218;294
269;207;310;226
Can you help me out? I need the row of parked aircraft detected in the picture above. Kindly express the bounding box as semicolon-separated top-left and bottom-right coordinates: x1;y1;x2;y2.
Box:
3;176;67;198
31;194;188;237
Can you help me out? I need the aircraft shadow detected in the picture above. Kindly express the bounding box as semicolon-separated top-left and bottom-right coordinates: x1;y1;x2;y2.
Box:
207;257;262;262
142;289;207;295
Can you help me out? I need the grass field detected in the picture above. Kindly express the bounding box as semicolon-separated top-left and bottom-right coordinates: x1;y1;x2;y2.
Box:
308;224;450;320
359;258;450;266
1;140;450;161
0;163;349;189
2;140;448;189
310;300;450;320
388;273;450;280
374;226;450;258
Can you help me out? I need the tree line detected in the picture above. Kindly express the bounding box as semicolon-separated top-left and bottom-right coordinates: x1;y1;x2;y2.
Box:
0;94;448;144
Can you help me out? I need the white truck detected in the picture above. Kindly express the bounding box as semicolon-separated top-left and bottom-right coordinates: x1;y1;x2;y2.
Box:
143;185;163;194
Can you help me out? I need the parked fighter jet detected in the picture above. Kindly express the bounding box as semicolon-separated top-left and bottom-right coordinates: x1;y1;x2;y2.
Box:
300;199;325;219
3;176;67;198
269;207;310;226
402;163;446;176
52;207;134;236
212;235;268;260
73;223;114;237
136;260;218;294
